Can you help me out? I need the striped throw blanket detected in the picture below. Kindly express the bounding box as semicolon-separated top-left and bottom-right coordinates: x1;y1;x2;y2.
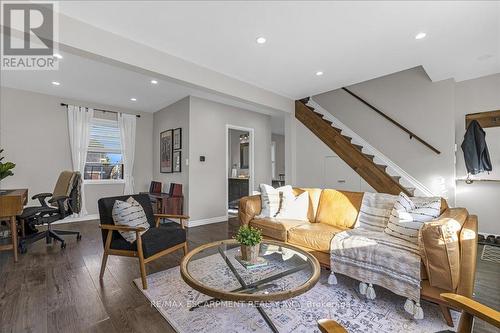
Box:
329;192;425;319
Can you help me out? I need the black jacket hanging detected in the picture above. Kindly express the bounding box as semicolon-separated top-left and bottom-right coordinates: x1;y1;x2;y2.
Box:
461;120;492;175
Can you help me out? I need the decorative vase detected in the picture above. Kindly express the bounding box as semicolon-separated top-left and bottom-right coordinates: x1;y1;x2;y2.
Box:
240;243;260;263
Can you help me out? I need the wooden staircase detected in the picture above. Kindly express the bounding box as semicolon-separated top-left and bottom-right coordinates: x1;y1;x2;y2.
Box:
295;98;414;196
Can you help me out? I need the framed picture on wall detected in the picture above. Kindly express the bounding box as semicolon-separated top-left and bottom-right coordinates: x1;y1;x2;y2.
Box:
160;129;173;173
173;150;182;173
173;128;182;150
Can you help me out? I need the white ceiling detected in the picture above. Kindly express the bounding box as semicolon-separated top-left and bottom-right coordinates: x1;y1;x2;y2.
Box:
56;1;500;99
1;50;192;112
0;49;286;133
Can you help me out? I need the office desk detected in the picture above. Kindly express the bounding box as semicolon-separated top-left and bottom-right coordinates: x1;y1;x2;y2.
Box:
0;189;28;262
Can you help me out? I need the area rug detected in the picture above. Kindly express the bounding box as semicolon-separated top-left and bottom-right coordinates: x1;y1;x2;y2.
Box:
134;251;458;333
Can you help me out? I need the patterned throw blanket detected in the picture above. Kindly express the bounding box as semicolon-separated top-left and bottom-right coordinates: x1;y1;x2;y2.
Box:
329;192;424;319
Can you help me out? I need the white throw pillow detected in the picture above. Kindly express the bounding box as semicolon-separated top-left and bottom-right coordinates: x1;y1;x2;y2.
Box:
257;184;293;218
276;191;309;221
112;197;150;243
385;192;441;244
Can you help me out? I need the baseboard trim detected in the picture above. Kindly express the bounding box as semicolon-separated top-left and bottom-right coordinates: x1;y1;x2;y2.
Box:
188;215;228;228
51;214;99;225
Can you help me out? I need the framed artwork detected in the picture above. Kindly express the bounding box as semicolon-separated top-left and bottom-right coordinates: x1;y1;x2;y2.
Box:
160;130;173;173
173;150;182;172
173;150;182;173
173;128;182;150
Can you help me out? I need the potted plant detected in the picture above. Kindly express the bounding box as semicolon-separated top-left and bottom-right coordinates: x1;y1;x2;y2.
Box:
0;149;15;194
235;225;263;263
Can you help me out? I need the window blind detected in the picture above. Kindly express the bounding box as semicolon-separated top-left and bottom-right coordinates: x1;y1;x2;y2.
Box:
88;118;122;153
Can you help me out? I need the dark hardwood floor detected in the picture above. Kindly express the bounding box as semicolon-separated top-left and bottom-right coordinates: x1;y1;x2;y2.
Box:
0;219;498;333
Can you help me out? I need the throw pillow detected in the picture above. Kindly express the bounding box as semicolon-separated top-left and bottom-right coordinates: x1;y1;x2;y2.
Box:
257;184;293;218
276;191;309;221
112;197;150;243
385;193;441;244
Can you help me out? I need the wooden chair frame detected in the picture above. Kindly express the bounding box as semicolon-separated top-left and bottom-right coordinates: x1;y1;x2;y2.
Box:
441;293;500;333
99;213;189;289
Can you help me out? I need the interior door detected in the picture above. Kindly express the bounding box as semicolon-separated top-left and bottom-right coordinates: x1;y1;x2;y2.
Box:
323;156;362;191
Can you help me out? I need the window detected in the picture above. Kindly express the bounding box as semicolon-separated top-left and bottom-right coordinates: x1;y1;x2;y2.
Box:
84;118;123;180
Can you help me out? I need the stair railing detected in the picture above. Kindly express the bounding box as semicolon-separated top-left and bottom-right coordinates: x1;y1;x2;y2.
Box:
308;98;436;197
342;87;441;155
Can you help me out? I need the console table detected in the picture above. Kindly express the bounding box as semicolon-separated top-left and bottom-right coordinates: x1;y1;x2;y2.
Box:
0;189;28;262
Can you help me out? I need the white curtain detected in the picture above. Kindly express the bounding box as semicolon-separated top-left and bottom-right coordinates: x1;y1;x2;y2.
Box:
118;113;136;195
67;105;94;216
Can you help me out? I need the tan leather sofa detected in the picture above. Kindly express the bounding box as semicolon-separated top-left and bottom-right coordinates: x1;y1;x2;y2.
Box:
239;188;478;326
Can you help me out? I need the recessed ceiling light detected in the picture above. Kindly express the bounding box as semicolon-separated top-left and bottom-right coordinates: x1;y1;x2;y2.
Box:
315;71;324;76
53;53;63;59
256;37;267;44
415;32;427;40
150;79;158;84
51;81;60;86
130;98;137;101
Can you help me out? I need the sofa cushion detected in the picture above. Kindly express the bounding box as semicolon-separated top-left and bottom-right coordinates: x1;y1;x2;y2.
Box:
288;223;348;253
419;208;467;291
292;188;322;222
249;218;308;241
257;184;293;218
276;191;309;221
315;189;363;228
385;193;441;244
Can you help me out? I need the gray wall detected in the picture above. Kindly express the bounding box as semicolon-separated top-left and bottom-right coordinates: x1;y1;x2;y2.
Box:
0;87;153;214
312;67;456;203
188;96;271;221
153;97;190;213
455;74;500;235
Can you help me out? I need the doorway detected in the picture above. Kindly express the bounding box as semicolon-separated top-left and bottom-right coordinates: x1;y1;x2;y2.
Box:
226;125;254;217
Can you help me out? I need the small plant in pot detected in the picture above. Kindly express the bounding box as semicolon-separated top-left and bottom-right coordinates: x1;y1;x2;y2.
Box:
235;226;262;263
0;149;15;194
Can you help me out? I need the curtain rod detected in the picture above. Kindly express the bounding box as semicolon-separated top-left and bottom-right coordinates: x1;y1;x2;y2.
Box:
60;103;141;118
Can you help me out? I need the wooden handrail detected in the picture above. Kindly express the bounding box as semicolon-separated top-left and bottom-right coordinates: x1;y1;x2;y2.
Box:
341;87;441;155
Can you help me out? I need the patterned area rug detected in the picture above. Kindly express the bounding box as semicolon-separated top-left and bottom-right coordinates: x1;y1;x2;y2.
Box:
134;253;458;333
481;245;500;263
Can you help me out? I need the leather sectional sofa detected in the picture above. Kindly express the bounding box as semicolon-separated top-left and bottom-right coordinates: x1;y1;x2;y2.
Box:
239;187;478;326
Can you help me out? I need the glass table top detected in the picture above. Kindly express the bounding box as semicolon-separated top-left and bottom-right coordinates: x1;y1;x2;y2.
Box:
180;239;321;302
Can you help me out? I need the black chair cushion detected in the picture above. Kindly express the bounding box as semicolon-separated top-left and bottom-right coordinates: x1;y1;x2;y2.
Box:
109;222;186;258
20;206;59;219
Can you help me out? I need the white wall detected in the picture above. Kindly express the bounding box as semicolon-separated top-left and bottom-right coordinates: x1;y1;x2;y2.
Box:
0;87;153;215
153;97;190;213
311;67;456;203
455;74;500;235
188;96;271;222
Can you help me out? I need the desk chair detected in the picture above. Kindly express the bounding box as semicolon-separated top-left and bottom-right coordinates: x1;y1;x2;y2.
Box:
98;193;189;289
18;171;82;252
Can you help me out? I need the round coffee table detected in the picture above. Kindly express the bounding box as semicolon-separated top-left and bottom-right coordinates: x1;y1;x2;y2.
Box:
180;239;321;332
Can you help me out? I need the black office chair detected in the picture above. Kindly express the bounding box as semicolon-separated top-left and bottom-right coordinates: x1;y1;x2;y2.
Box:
98;193;189;289
18;171;82;252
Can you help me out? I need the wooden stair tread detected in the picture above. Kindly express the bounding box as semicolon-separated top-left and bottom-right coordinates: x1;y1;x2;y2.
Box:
363;153;375;160
353;144;363;151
